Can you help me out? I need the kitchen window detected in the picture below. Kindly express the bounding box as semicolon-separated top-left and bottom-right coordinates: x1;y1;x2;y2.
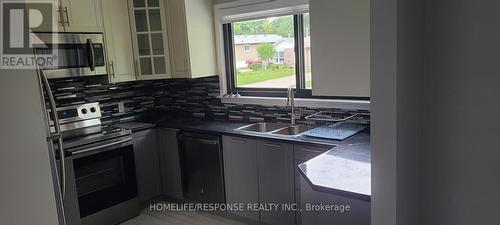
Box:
223;13;313;97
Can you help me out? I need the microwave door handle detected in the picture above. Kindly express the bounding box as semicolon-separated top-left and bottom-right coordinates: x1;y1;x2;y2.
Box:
39;68;67;199
86;39;95;71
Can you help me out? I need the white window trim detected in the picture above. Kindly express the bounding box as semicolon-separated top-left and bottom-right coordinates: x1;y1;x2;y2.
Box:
220;96;370;111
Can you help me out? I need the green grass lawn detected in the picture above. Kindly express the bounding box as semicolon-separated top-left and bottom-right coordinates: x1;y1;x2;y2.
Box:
236;68;295;86
306;80;312;88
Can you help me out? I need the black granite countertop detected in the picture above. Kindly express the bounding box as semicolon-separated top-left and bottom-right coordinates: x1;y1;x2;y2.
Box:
121;116;371;200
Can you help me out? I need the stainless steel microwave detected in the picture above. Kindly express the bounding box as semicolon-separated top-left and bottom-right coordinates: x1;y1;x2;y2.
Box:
33;33;107;79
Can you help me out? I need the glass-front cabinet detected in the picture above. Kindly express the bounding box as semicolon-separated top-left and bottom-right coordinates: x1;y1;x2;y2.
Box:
128;0;171;79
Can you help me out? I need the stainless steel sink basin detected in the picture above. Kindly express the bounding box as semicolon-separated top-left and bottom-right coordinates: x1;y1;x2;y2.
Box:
235;123;287;133
270;125;314;136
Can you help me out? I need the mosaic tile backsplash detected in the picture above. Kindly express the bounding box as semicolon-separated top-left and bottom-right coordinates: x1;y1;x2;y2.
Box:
47;75;370;126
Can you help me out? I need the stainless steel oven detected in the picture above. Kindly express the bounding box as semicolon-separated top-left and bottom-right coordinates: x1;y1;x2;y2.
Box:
48;101;139;225
33;33;107;79
68;135;139;225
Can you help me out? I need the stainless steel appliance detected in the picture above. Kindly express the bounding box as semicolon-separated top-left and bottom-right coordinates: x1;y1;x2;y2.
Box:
33;33;107;78
47;100;139;225
38;60;139;224
177;132;225;203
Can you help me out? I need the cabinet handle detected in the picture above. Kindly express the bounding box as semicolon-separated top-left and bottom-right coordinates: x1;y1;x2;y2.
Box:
231;138;247;144
263;142;281;148
183;137;219;145
57;6;64;27
109;61;115;78
134;59;139;77
63;7;70;27
301;148;326;153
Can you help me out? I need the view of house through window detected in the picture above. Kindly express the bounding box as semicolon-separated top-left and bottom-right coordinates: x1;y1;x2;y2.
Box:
232;15;297;88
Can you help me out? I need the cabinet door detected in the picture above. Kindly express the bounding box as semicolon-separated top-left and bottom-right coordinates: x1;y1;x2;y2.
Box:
165;0;190;78
132;129;162;205
310;0;370;97
258;140;295;225
300;176;370;225
129;0;172;80
222;136;260;221
62;0;103;32
293;144;334;225
102;0;136;83
27;0;65;32
157;128;183;199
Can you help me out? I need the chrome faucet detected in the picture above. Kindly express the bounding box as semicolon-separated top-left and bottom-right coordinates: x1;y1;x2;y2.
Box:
287;88;297;126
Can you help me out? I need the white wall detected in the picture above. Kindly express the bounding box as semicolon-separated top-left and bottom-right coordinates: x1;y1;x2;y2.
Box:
395;0;424;224
370;0;397;223
0;69;62;225
371;0;424;224
421;0;500;224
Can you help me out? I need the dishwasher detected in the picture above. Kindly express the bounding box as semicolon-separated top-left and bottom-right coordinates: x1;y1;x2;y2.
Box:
178;132;225;203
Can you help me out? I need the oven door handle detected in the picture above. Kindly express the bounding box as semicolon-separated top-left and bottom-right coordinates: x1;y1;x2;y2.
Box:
72;137;132;155
86;39;96;71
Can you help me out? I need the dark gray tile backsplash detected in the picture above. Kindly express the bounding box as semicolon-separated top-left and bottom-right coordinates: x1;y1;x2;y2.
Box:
47;75;370;126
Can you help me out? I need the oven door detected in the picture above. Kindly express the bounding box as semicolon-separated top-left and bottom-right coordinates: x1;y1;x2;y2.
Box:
70;137;137;218
33;33;107;78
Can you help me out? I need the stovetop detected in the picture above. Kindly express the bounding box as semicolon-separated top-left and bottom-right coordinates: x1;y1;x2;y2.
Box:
62;125;132;150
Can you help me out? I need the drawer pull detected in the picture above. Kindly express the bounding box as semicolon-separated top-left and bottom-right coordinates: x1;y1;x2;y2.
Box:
263;143;281;148
231;138;247;144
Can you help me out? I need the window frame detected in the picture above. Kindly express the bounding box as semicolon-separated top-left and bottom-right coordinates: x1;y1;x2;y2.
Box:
223;13;369;100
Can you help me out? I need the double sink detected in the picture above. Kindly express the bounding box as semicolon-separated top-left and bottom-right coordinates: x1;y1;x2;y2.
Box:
235;122;313;136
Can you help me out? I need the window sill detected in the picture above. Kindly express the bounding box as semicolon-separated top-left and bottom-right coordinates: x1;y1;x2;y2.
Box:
219;96;370;110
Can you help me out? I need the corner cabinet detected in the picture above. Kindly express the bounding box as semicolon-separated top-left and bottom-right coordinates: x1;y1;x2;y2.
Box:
165;0;218;78
128;0;172;80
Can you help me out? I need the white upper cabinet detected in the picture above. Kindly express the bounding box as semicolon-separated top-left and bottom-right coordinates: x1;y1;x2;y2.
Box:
310;0;370;97
27;0;64;32
29;0;103;32
61;0;103;32
128;0;172;80
165;0;218;78
102;0;137;83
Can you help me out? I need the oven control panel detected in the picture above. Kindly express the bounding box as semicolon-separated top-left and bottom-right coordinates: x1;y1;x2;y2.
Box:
76;102;101;120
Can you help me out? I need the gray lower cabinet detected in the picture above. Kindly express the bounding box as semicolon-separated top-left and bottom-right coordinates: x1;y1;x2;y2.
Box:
222;136;260;221
293;144;334;225
157;128;183;199
132;129;162;205
222;136;295;225
300;176;370;225
258;141;295;225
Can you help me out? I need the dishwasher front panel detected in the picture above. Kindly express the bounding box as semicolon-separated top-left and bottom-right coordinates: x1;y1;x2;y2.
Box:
178;132;225;204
